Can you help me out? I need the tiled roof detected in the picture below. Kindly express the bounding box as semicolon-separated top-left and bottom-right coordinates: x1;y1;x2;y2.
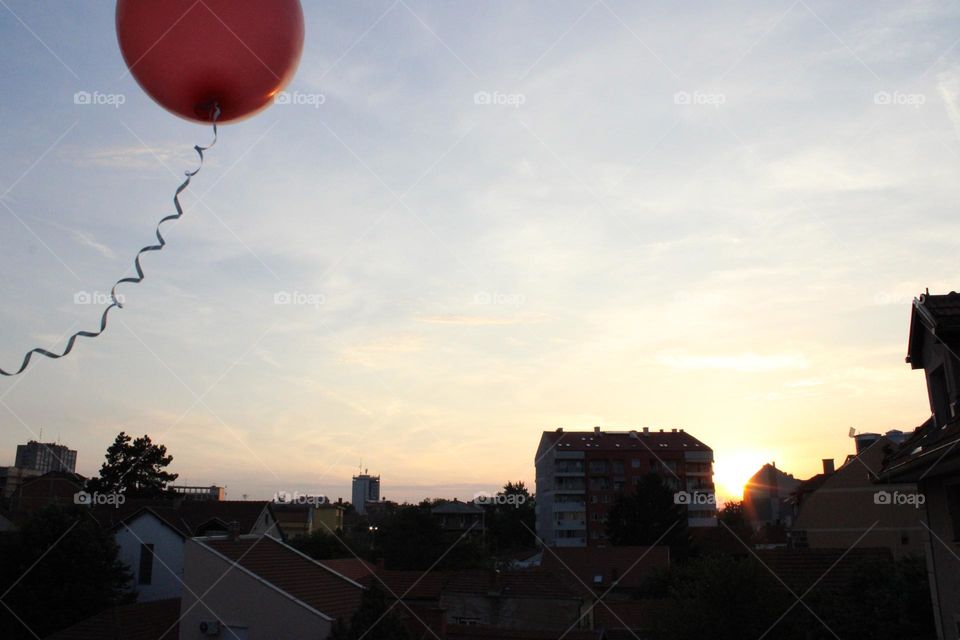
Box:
539;429;711;453
319;558;376;581
881;417;960;481
92;500;273;537
201;536;364;619
443;569;582;600
541;546;670;594
362;570;451;600
755;548;892;593
907;291;960;368
44;598;179;640
431;500;484;515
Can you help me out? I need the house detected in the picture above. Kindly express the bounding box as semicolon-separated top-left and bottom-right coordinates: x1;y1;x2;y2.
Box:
44;598;180;640
431;499;485;534
180;534;365;640
535;427;715;547
273;500;346;539
7;470;85;520
879;290;960;640
790;432;924;558
743;462;800;530
440;569;586;631
91;500;278;602
539;545;670;600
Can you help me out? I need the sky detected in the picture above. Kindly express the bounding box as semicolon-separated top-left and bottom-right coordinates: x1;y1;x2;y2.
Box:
1;1;959;503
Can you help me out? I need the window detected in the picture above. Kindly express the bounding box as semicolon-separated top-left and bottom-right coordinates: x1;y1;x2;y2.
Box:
138;544;154;585
947;484;960;542
631;459;641;469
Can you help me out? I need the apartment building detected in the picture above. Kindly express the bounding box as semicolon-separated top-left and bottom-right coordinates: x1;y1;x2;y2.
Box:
14;440;77;474
351;471;380;515
535;427;716;547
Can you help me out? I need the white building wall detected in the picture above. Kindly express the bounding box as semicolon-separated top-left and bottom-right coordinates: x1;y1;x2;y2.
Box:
180;540;332;640
114;513;185;602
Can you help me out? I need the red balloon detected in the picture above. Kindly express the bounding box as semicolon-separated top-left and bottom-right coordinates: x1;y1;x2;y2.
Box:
116;0;304;124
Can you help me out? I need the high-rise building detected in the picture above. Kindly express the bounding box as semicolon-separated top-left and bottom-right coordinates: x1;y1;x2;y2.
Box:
351;471;380;515
535;427;716;547
14;440;77;474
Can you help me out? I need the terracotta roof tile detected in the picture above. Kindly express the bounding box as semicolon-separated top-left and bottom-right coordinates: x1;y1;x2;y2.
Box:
318;558;376;581
202;536;364;619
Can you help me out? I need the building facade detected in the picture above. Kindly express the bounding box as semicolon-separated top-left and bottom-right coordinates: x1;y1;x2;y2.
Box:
14;440;77;474
880;291;960;640
170;485;224;501
351;471;380;515
535;427;716;547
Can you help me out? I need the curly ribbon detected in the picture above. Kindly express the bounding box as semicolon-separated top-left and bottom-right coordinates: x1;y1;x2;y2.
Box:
0;105;221;377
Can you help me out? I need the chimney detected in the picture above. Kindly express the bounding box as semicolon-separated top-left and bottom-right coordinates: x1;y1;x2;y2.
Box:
556;427;563;433
642;427;649;434
594;426;601;436
822;459;835;474
671;428;678;433
226;520;241;541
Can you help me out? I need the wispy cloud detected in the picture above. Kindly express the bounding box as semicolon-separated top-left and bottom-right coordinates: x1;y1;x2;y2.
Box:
73;230;115;259
417;313;545;326
656;351;809;373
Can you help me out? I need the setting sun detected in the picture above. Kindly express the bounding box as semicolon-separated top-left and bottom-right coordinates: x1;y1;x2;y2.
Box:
712;449;774;504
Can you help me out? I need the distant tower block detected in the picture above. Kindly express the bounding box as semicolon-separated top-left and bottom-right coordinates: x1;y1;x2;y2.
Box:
351;470;380;515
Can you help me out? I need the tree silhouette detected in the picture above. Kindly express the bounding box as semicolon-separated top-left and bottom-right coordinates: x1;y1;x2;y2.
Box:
86;432;178;499
606;473;688;550
330;583;411;640
0;505;132;639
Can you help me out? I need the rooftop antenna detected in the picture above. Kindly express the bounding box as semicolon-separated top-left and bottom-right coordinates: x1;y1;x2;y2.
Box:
38;426;43;441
